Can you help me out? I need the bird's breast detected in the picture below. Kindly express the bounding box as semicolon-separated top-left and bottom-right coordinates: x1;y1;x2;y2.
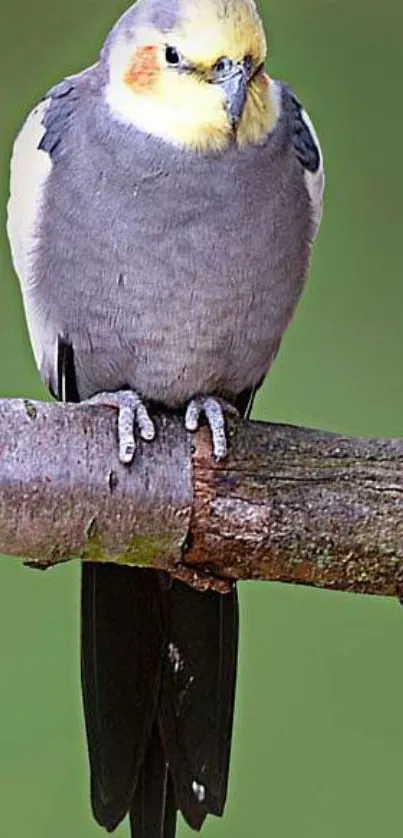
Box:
34;130;312;404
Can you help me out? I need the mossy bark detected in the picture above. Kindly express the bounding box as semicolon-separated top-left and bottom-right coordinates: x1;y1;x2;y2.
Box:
1;399;403;596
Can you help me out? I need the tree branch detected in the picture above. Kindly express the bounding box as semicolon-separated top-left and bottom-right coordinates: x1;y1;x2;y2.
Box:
1;398;402;597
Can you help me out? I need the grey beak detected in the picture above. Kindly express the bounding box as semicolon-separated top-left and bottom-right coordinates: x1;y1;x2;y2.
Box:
220;68;248;127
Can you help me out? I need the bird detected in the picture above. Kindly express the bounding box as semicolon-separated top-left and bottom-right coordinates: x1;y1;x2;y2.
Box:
6;0;324;835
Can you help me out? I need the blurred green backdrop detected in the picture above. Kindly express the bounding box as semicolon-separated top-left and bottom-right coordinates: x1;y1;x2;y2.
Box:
1;0;403;836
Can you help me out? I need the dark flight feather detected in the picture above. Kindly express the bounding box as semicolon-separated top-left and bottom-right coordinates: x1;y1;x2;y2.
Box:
288;90;321;173
81;564;165;832
158;582;239;827
130;724;177;838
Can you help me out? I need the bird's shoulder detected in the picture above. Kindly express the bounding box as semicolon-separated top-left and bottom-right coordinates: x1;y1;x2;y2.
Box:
37;65;100;159
37;77;79;159
12;65;97;172
7;67;96;284
282;86;321;172
275;82;325;237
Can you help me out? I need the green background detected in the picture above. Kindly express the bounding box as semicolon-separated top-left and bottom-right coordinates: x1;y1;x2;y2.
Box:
1;0;403;835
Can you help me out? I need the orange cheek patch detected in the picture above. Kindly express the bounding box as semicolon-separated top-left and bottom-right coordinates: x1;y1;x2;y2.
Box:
124;45;159;90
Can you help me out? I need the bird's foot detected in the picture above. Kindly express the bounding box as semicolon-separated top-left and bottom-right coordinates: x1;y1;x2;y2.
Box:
185;396;238;461
84;390;155;464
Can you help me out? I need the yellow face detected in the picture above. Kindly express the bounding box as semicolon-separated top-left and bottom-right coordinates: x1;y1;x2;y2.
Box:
106;0;280;152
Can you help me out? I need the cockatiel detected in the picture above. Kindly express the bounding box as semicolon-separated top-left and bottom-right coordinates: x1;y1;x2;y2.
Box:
7;0;324;835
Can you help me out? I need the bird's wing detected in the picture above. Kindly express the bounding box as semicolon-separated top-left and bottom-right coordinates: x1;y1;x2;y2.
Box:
7;74;86;388
7;77;79;287
287;88;325;240
237;89;325;420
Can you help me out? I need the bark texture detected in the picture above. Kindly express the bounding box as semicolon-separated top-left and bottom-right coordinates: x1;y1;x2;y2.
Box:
0;398;402;596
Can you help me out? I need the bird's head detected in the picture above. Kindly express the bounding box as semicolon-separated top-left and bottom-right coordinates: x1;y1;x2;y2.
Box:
103;0;279;152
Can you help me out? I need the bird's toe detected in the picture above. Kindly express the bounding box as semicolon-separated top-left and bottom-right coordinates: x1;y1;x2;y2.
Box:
185;395;237;460
84;389;155;464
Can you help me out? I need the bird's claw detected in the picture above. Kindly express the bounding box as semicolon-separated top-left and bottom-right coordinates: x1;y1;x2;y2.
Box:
185;396;237;461
84;390;234;464
84;390;155;464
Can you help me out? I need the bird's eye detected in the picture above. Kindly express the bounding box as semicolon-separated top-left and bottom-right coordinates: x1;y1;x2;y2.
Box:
244;55;253;74
165;46;181;66
213;56;233;75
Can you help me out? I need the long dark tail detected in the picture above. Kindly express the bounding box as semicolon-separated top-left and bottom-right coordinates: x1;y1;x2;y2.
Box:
56;336;240;835
81;564;238;837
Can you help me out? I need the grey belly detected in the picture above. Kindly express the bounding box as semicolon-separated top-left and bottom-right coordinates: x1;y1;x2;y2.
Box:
73;271;292;405
35;228;304;405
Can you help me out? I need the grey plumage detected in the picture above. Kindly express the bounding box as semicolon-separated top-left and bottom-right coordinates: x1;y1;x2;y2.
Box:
9;69;314;404
101;0;181;62
6;1;323;834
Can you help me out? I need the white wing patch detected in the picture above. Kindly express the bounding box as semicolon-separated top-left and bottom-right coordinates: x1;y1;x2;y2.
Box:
300;107;325;239
7;99;52;288
7;99;54;377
